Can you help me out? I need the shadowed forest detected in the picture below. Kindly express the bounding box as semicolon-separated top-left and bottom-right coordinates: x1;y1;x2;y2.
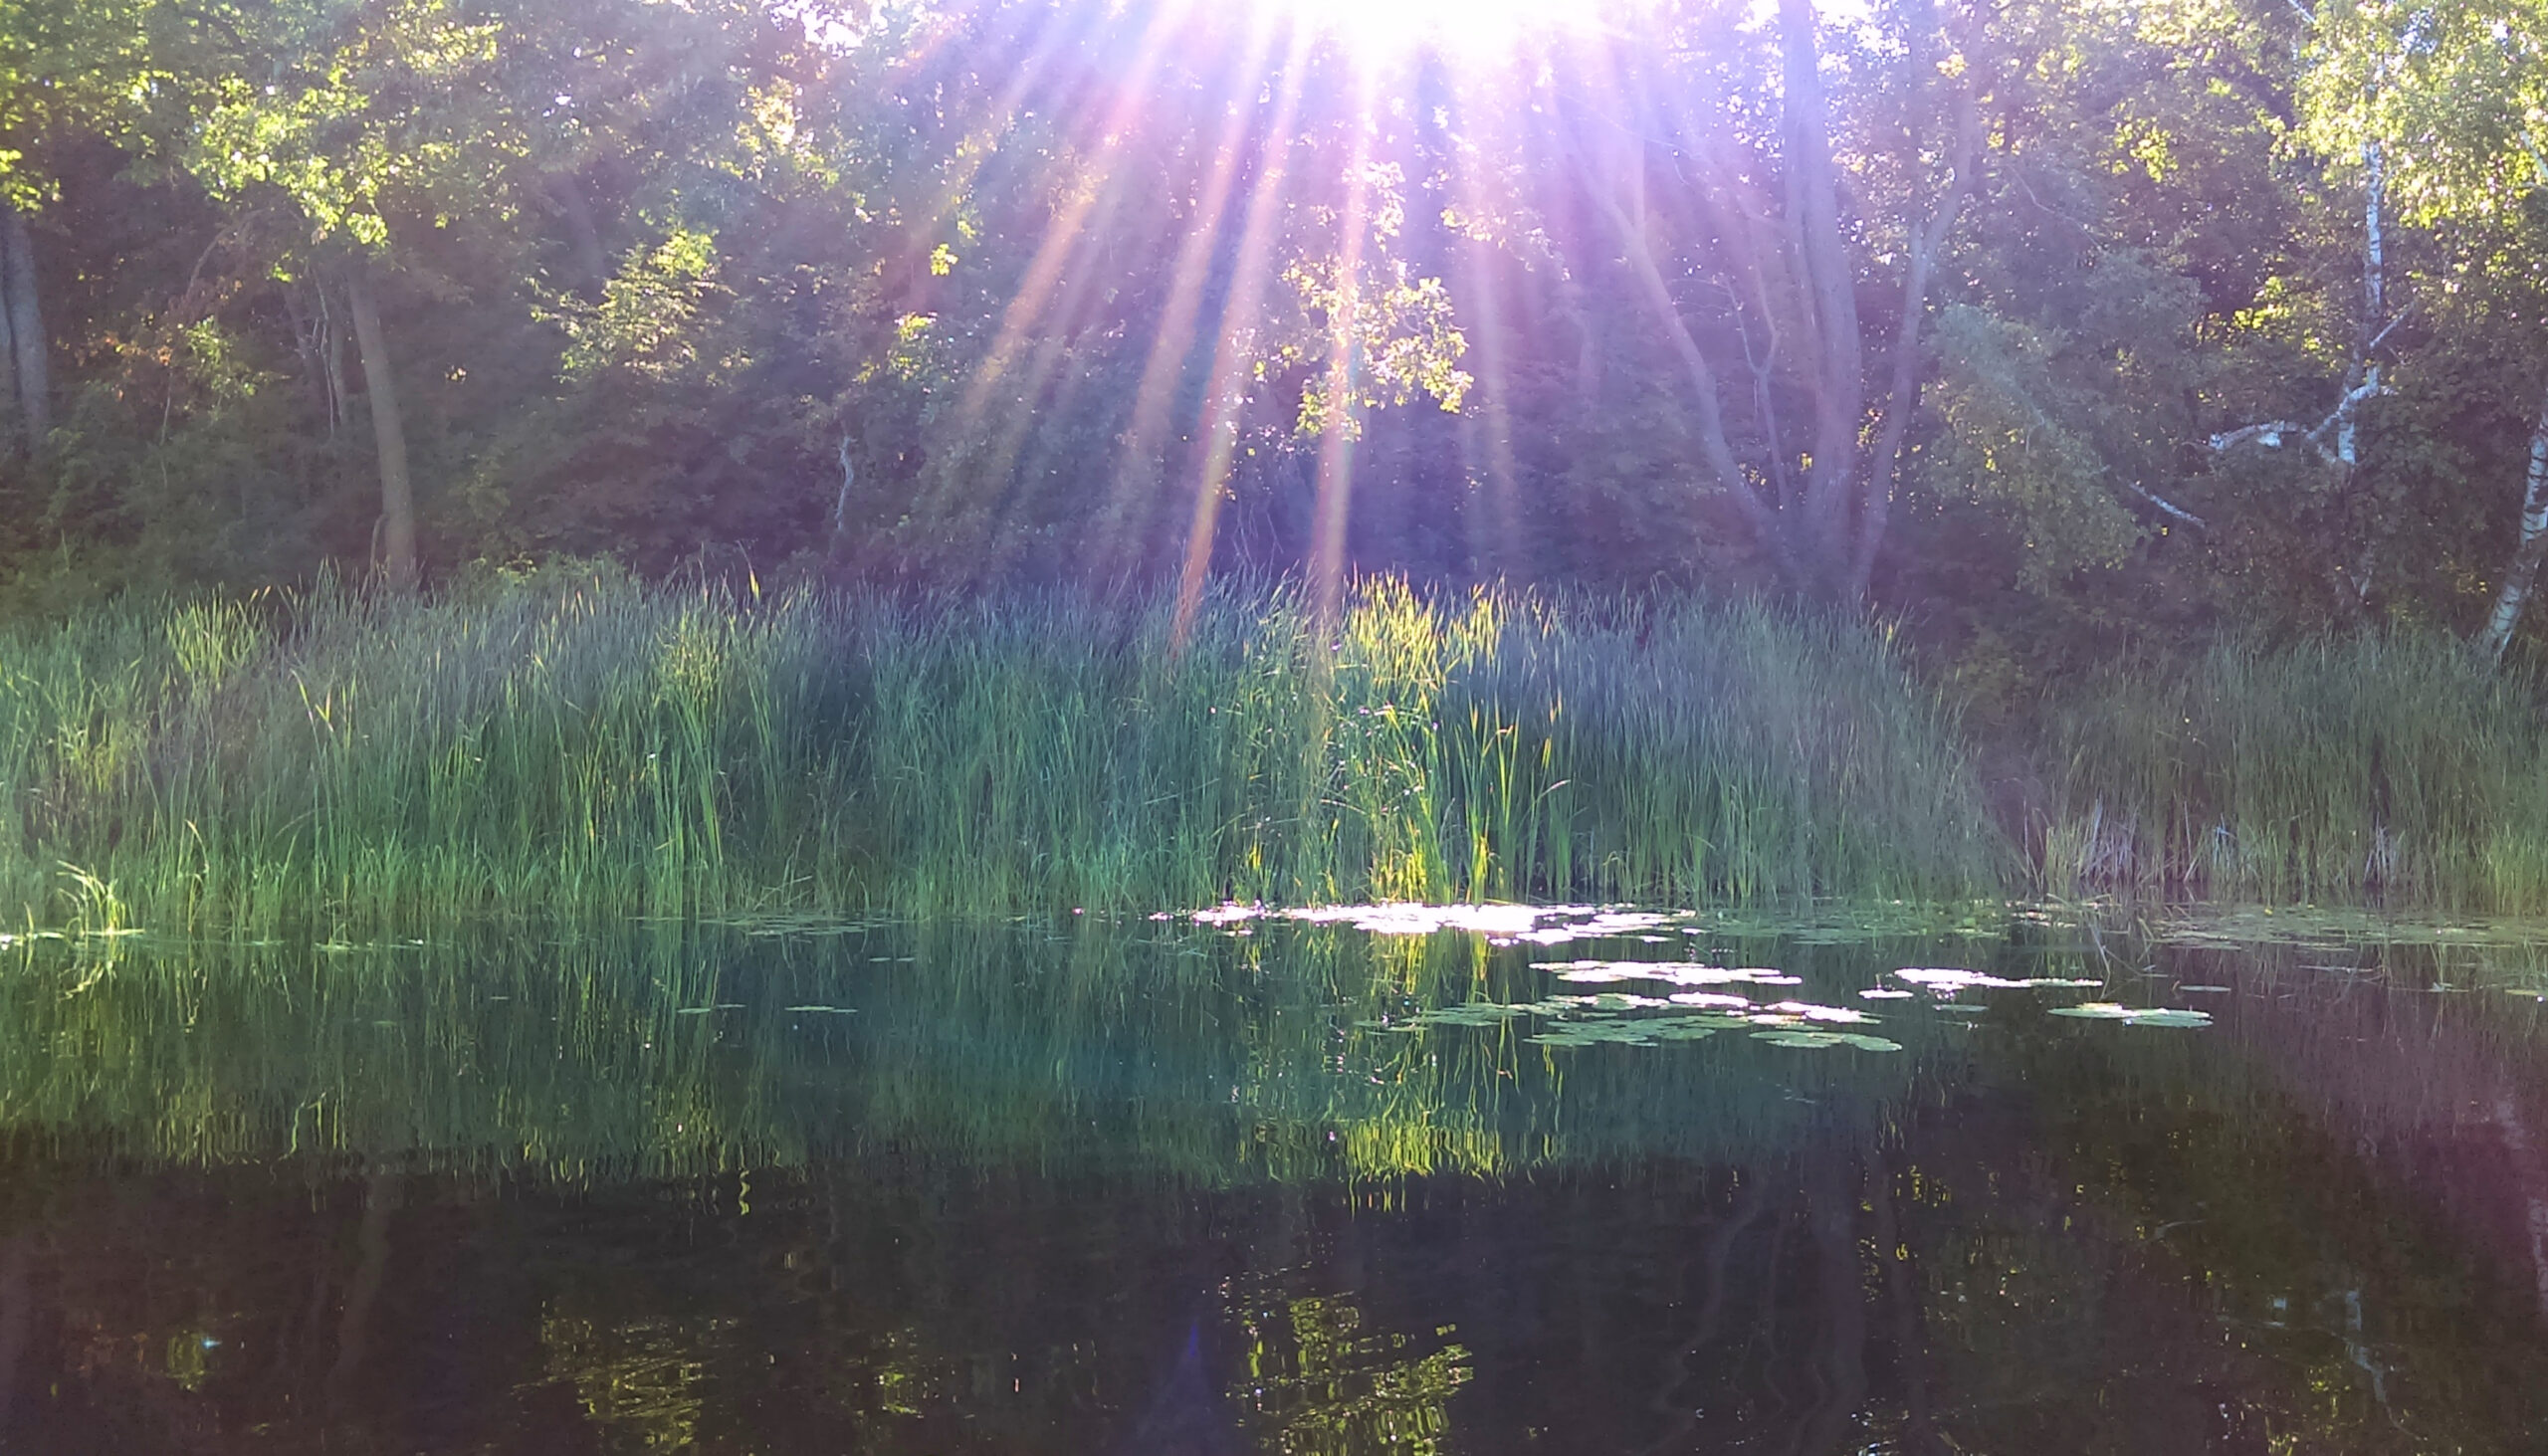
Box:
3;0;2547;642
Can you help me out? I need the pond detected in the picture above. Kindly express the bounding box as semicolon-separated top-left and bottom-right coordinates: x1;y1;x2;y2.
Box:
2;903;2547;1453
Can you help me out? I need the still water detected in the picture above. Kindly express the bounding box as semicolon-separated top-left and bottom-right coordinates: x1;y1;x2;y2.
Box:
2;904;2547;1453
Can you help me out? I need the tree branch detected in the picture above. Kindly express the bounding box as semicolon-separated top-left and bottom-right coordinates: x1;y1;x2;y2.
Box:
1576;113;1797;581
2126;481;2208;529
1850;26;1983;598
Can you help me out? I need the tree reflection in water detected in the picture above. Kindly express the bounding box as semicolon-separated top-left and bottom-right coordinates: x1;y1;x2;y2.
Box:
0;914;2543;1452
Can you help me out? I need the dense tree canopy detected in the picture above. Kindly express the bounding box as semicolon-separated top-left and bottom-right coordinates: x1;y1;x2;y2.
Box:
5;0;2548;681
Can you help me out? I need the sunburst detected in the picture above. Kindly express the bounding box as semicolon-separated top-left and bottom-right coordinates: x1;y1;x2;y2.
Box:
1273;0;1595;60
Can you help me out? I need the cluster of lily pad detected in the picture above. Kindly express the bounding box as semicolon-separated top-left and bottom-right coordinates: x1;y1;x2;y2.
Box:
1357;952;2225;1052
1886;966;2213;1026
1192;902;1687;946
1359;958;1904;1052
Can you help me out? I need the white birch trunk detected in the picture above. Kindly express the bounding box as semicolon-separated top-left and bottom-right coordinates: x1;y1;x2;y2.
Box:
2479;390;2548;661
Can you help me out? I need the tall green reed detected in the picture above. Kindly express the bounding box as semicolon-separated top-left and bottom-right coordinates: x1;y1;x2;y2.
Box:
2044;632;2548;907
0;573;2004;932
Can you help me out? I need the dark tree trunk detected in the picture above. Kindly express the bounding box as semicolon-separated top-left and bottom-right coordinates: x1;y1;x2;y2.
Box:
1589;0;1975;607
546;173;612;297
342;262;419;591
1782;0;1867;598
0;198;50;445
0;1233;28;1429
326;1171;401;1408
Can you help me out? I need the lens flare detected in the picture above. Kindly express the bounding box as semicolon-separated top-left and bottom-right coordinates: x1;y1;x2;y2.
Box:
1278;0;1582;58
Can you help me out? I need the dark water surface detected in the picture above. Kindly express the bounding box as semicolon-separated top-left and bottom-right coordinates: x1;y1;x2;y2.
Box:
4;905;2548;1453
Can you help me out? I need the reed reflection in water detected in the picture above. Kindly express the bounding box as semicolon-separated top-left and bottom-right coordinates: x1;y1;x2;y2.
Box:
0;912;2543;1452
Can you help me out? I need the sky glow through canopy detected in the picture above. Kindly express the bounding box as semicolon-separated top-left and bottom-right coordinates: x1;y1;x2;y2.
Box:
1273;0;1583;59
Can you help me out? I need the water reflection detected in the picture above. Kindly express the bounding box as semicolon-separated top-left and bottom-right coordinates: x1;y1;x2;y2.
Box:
0;914;2543;1451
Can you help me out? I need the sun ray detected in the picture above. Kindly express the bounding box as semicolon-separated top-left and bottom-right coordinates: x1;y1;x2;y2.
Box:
898;3;1085;290
1444;93;1528;578
1171;25;1319;654
1277;0;1590;62
1306;82;1380;631
1091;9;1287;585
948;2;1190;430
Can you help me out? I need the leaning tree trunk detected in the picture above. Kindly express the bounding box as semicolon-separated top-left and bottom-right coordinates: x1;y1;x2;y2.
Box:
2478;388;2548;662
1589;0;1974;607
341;262;419;591
0;198;50;445
1780;0;1868;599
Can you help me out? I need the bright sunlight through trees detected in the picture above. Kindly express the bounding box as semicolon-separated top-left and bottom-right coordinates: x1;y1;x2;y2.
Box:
1274;0;1594;58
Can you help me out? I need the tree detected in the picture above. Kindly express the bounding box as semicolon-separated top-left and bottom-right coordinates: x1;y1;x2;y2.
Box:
0;0;171;450
2300;0;2548;656
185;0;534;589
1549;0;1983;606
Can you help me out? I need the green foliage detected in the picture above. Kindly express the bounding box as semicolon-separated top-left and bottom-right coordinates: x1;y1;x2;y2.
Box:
0;575;2003;932
1926;304;2147;587
2302;0;2548;226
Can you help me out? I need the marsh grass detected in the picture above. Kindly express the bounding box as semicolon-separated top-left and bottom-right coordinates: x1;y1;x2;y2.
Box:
2044;633;2548;909
0;572;2001;931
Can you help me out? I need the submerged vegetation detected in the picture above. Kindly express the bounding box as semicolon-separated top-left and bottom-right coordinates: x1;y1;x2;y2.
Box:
0;573;2001;931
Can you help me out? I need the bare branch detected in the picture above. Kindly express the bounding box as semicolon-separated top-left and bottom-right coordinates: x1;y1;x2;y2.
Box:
2208;420;2309;454
2210;373;2386;465
2126;481;2208;529
2367;301;2415;353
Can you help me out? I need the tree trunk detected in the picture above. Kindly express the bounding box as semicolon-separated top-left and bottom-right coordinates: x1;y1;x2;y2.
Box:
327;1171;401;1408
0;251;15;451
1781;0;1866;596
0;198;50;445
342;262;419;591
1590;0;1973;607
2478;388;2548;662
546;173;611;298
1592;167;1798;584
1849;37;1981;600
0;1233;27;1429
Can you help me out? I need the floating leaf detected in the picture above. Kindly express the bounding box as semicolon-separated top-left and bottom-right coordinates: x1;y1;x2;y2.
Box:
1553;961;1802;987
1766;1000;1879;1025
1753;1029;1903;1052
2048;1003;2212;1027
1895;967;2102;995
1545;993;1673;1011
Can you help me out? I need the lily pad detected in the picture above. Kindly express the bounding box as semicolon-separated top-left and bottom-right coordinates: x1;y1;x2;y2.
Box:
1894;967;2103;995
1752;1030;1903;1052
2048;1003;2213;1028
1552;961;1803;987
